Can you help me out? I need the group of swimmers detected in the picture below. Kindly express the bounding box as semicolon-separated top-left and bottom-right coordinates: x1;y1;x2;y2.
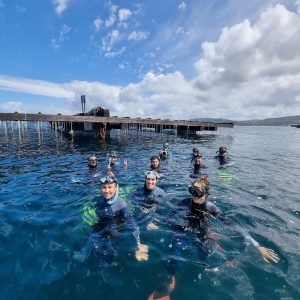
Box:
75;143;279;300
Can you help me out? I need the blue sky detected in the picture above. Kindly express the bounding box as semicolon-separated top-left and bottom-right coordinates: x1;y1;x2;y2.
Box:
0;0;300;120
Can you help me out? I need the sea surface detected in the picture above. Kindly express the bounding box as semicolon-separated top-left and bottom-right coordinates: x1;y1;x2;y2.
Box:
0;122;299;300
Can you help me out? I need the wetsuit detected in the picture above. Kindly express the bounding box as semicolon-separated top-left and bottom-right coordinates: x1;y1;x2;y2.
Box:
74;192;140;264
190;163;208;178
133;185;166;226
166;198;260;273
150;165;160;173
215;155;230;167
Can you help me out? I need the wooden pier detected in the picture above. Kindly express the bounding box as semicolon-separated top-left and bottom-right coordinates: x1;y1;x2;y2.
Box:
0;112;234;137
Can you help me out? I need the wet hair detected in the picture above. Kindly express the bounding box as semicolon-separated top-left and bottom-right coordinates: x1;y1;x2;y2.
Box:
217;146;227;154
151;155;160;162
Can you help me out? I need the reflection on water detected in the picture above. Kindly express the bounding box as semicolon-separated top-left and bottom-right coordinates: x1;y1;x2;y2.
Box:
0;123;299;299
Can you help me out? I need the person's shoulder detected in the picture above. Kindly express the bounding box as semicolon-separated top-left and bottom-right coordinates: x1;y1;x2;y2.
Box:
206;201;221;215
155;186;166;196
111;197;128;211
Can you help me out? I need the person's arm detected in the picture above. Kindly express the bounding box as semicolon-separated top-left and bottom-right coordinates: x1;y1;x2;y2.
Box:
218;212;279;263
122;205;148;261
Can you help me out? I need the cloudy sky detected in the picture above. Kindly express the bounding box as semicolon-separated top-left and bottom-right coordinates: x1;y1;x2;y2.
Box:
0;0;300;120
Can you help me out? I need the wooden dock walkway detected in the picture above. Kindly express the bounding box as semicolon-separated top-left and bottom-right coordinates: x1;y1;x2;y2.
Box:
0;112;234;136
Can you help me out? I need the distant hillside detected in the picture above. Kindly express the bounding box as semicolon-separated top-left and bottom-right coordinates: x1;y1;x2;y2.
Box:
190;117;234;123
191;115;300;126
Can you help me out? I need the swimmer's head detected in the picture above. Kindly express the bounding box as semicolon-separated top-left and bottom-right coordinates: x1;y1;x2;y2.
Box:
100;175;118;200
110;151;118;158
88;155;98;168
109;151;118;164
188;176;210;200
145;170;160;191
163;142;169;150
192;148;199;156
151;155;160;168
218;146;228;157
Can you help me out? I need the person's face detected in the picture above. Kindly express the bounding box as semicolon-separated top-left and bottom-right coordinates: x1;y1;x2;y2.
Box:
151;158;160;168
145;177;157;190
110;156;117;163
101;183;117;200
220;151;227;157
88;157;97;168
191;182;207;203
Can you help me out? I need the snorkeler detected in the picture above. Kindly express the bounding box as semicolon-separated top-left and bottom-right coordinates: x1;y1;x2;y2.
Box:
215;146;230;167
159;143;169;160
148;176;279;299
73;175;148;264
150;155;161;173
87;154;101;178
190;152;207;178
191;147;200;163
88;154;98;169
107;151;128;169
133;171;166;230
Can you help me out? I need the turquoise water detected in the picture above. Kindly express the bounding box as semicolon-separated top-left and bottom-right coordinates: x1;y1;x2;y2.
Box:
0;123;299;300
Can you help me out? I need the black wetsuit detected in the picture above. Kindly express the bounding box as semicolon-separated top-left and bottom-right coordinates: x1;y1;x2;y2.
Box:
166;198;259;274
215;155;230;167
190;163;208;178
133;185;166;226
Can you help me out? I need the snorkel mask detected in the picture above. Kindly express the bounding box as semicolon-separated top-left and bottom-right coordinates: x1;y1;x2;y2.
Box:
188;186;207;197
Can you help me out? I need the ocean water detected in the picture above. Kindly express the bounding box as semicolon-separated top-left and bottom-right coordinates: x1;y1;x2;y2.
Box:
0;123;299;300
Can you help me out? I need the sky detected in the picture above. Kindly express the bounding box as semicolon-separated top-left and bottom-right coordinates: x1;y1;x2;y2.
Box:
0;0;300;120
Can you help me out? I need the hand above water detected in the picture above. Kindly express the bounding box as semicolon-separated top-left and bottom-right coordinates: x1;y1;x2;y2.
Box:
135;243;149;261
258;246;280;263
147;222;159;230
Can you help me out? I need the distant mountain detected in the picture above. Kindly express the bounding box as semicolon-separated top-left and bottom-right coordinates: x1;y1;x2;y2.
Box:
191;115;300;126
190;117;234;123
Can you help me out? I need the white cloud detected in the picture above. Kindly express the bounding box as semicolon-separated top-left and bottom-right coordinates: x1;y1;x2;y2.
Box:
105;4;118;27
104;46;126;58
192;4;300;118
0;101;22;113
1;4;300;120
52;0;70;15
128;30;149;41
178;2;186;11
93;17;103;32
0;75;75;99
118;8;132;22
51;24;71;49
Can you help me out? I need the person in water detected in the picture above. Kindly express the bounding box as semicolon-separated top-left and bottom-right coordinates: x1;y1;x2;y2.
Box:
88;154;98;169
148;176;279;300
73;175;148;264
215;146;230;167
87;154;101;178
191;147;200;163
159;143;169;160
107;151;128;169
190;152;207;178
134;171;166;230
150;155;161;173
